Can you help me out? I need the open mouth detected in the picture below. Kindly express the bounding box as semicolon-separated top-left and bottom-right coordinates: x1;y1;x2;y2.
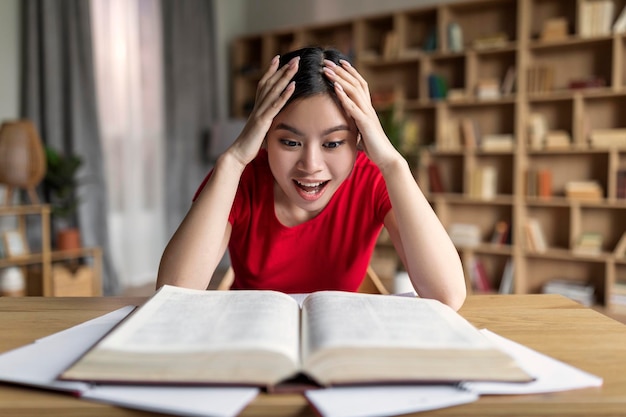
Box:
293;179;330;196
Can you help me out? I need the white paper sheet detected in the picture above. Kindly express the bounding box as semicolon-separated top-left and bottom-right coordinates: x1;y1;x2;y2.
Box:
0;306;135;393
83;385;259;417
305;385;478;417
0;306;259;417
461;329;603;394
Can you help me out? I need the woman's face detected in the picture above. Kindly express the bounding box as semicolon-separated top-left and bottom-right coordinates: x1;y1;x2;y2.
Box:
266;94;358;222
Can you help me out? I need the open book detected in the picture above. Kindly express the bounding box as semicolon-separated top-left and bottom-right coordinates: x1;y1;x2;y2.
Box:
61;285;531;388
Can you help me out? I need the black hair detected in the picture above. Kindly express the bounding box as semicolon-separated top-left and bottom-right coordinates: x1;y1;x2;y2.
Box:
278;47;351;108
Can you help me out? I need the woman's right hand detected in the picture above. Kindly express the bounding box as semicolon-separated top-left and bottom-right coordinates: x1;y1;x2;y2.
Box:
228;55;299;168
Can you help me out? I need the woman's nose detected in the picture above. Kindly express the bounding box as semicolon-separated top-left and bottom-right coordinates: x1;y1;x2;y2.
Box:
298;145;323;173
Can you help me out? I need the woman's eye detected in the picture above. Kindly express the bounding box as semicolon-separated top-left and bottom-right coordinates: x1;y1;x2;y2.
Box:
280;139;300;147
323;141;344;149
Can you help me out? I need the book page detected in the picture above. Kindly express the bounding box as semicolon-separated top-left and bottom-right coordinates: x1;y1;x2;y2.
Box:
299;291;528;385
301;291;493;358
61;286;303;385
99;286;300;360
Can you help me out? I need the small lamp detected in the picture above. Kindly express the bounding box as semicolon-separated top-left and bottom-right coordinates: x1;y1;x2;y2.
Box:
0;120;47;205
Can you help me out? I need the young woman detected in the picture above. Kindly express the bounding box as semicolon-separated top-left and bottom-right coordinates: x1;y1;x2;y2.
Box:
156;47;466;310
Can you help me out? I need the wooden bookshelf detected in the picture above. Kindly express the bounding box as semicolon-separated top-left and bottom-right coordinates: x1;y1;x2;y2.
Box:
230;0;626;311
0;204;102;296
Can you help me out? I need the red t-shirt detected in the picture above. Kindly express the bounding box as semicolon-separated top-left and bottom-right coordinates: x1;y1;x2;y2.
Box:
196;150;392;293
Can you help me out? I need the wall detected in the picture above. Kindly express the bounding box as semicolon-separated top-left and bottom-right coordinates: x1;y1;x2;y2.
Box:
0;0;20;121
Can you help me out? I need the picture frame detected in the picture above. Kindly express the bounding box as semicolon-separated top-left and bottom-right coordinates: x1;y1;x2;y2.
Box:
3;230;29;257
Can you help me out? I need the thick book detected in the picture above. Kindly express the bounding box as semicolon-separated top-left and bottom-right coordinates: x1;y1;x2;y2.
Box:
60;285;531;388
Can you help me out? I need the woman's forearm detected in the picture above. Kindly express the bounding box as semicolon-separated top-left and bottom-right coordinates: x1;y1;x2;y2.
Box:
381;156;466;310
156;151;245;290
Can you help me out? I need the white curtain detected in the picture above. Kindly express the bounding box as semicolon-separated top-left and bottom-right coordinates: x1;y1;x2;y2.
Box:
91;0;166;288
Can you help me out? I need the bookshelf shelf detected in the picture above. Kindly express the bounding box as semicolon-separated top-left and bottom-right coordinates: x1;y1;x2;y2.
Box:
231;0;626;309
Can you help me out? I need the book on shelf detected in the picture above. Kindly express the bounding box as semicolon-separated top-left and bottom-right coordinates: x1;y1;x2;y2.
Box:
573;232;604;256
498;259;514;295
428;74;448;100
527;65;554;94
449;223;481;248
613;282;626;295
475;78;501;100
565;180;603;201
568;77;606;90
469;166;497;200
542;279;596;306
472;32;508;50
469;258;493;293
481;134;514;152
527;113;547;150
617;169;626;199
460;117;480;149
588;128;626;149
611;283;626;312
490;220;510;245
382;31;400;60
447;88;467;102
447;22;463;52
544;130;571;150
610;282;626;313
537;169;553;198
423;26;437;51
540;17;569;41
500;66;516;95
59;285;531;388
525;218;548;253
428;162;445;193
579;0;614;38
614;4;626;32
441;118;462;150
527;168;552;198
614;231;626;258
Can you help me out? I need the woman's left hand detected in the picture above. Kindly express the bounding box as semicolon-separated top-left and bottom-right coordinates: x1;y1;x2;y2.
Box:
323;59;401;170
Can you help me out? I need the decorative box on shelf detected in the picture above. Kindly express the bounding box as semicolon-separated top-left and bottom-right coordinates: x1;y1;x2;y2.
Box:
27;263;95;297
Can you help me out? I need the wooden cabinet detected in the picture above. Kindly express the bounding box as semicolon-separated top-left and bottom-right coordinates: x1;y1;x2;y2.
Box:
231;0;626;311
0;204;102;296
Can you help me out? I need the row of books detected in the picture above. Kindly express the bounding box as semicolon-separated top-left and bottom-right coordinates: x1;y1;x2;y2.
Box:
618;169;626;199
449;221;511;249
430;161;622;202
542;279;596;306
610;282;626;313
428;74;448;100
589;128;626;149
468;166;498;200
475;67;516;100
573;232;604;256
524;218;548;253
527;114;572;150
565;180;603;201
426;66;516;104
525;220;626;257
579;0;615;38
526;168;552;198
527;65;554;94
468;257;514;294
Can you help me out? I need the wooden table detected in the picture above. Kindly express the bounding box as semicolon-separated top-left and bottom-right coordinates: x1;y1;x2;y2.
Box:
1;294;626;416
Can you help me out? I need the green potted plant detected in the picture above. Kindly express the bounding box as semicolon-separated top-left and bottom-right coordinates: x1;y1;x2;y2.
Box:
43;146;83;250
